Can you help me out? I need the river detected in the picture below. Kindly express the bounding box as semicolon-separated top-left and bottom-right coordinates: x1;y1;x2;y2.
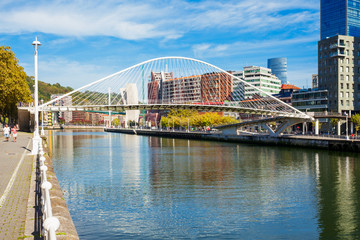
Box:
49;129;360;239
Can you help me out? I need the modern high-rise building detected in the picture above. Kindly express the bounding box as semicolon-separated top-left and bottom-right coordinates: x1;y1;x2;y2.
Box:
267;58;288;84
319;1;360;113
243;66;281;99
321;0;360;40
318;35;359;113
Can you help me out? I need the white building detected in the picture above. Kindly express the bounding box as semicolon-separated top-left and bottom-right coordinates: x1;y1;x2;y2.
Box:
120;83;140;127
243;66;281;99
232;71;245;101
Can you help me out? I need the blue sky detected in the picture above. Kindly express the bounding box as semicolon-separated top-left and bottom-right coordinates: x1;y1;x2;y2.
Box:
0;0;319;89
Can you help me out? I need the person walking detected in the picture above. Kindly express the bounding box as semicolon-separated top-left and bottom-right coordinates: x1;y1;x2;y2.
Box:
3;124;10;142
11;125;17;142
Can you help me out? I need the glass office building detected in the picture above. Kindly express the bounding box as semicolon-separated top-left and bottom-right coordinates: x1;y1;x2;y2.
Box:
321;0;360;39
267;58;287;85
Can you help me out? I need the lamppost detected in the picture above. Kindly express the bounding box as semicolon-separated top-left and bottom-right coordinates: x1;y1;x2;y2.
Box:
40;99;45;136
31;37;41;155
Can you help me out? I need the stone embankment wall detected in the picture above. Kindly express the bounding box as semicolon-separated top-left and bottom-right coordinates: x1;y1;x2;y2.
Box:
42;139;79;240
105;128;360;152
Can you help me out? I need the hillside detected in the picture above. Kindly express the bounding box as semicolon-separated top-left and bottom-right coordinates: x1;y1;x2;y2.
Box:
26;76;73;102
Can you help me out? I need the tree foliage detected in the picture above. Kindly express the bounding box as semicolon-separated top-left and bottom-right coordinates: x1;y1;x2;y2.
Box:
112;118;120;126
0;46;32;119
26;76;73;102
160;110;239;129
351;113;360;133
330;118;339;127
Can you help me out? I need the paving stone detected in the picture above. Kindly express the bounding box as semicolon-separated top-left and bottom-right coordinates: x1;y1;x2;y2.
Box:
0;132;34;240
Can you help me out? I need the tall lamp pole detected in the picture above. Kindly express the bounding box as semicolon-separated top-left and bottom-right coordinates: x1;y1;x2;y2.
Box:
31;37;41;155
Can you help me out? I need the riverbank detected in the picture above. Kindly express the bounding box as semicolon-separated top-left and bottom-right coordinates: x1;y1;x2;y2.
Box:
0;131;79;239
105;128;360;152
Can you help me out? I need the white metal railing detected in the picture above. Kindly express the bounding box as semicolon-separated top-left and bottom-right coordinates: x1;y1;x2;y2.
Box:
38;142;60;239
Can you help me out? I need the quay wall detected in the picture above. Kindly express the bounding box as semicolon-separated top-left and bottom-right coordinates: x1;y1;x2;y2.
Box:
42;138;79;239
105;128;360;152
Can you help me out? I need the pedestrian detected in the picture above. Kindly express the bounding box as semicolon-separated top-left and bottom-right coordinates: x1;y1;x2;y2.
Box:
11;125;17;142
3;124;10;142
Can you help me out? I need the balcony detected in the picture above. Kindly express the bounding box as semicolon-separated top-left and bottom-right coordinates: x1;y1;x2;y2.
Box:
330;51;346;58
329;43;346;49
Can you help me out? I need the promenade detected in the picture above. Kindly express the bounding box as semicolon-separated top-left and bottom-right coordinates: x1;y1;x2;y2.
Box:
0;132;35;240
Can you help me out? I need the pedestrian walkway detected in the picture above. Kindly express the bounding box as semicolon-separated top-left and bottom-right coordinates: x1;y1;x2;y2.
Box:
0;132;34;240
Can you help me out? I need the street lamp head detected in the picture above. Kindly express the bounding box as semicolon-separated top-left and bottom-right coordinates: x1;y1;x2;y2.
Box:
32;37;41;47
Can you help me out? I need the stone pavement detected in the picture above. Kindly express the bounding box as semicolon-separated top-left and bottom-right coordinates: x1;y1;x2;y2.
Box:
0;131;35;240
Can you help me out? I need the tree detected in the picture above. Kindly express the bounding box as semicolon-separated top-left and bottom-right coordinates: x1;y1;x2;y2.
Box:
112;118;120;126
351;113;360;135
0;46;31;121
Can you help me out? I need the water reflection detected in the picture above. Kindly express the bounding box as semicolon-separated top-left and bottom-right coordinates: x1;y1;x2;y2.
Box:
316;153;360;240
50;130;360;239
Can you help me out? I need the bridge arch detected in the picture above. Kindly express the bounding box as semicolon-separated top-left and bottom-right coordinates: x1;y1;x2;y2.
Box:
38;56;310;119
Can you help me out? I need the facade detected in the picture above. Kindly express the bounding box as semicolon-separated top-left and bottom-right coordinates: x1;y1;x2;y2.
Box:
321;0;360;40
267;58;288;84
292;88;329;112
149;72;233;104
121;83;140;127
318;35;359;113
162;75;202;104
148;71;174;103
232;71;245;101
201;72;233;103
312;74;319;89
243;66;281;99
273;84;301;105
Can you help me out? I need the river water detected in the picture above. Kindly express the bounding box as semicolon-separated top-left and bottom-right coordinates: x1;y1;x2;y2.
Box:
49;130;360;240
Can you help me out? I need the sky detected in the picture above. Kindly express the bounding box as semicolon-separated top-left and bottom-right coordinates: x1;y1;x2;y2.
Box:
0;0;319;89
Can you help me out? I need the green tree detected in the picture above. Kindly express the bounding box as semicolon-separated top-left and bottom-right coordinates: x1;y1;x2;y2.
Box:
351;113;360;135
0;46;32;121
112;118;120;126
26;76;73;102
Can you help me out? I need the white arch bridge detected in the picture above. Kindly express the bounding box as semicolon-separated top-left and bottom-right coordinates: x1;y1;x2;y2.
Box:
20;57;313;136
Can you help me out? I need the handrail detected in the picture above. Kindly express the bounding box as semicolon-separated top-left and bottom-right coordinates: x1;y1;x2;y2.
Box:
38;142;60;239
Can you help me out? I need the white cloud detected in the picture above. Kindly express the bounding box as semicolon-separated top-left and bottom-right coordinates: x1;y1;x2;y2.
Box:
27;57;117;89
0;0;319;40
192;35;319;58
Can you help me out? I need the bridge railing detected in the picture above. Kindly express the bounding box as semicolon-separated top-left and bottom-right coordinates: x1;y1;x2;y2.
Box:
38;142;60;240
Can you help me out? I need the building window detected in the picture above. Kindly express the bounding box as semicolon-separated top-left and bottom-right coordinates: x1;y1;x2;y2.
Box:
346;92;350;98
346;67;349;72
347;100;350;106
341;59;344;64
341;66;343;72
341;100;344;106
347;83;350;89
346;75;349;81
341;75;344;80
347;58;349;64
340;92;344;97
341;83;344;89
